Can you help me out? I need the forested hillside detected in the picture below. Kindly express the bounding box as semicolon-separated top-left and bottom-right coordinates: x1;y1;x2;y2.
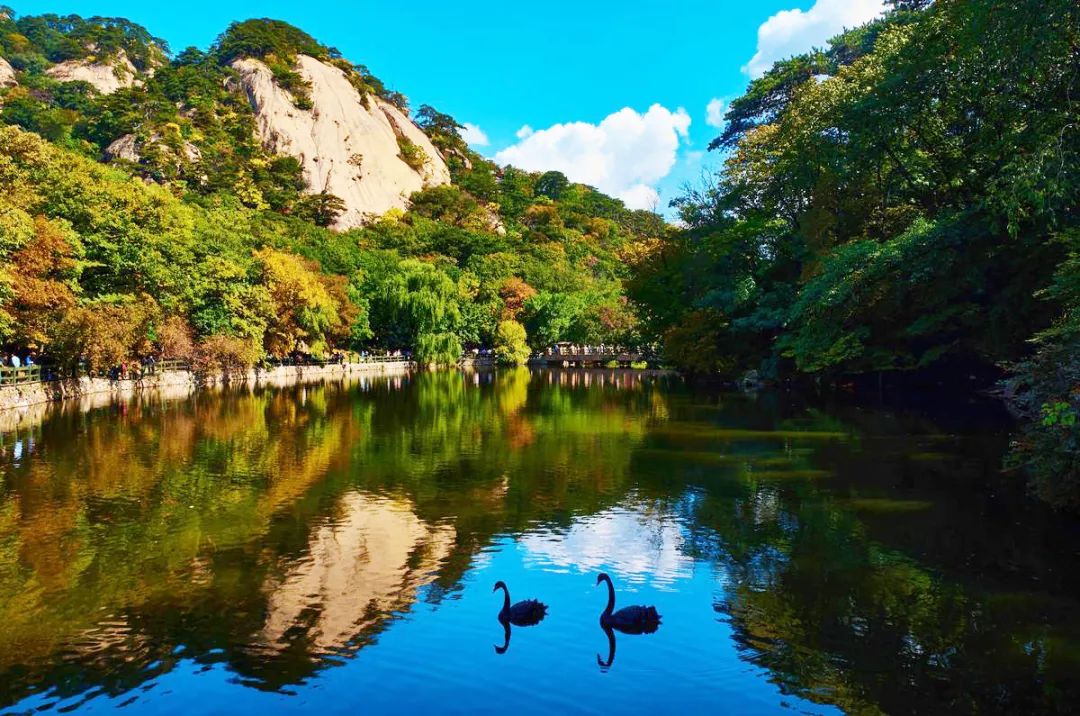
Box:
631;0;1079;506
1;2;1078;508
0;10;661;372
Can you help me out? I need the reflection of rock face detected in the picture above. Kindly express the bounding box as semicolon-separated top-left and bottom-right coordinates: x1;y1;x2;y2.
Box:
232;54;450;230
46;50;137;94
262;492;455;652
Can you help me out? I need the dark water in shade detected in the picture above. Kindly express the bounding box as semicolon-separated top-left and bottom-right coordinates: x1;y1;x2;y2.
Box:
0;369;1079;715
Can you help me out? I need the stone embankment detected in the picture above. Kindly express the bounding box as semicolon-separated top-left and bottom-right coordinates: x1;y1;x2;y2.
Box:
0;361;413;414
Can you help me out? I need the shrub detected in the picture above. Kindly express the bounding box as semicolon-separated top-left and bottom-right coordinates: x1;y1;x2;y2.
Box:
396;136;428;172
494;320;529;366
193;333;261;376
266;58;313;110
1007;333;1080;509
662;310;734;376
1006;230;1080;509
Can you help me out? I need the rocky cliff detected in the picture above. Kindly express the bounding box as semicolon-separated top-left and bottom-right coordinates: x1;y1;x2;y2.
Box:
232;54;450;230
0;56;15;87
45;49;138;94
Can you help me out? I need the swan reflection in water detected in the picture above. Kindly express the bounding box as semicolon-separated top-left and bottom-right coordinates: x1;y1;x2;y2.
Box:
492;581;547;655
596;625;617;671
494;620;512;655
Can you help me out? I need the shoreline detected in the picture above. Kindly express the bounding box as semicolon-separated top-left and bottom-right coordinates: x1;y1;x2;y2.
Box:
0;363;676;435
0;360;414;417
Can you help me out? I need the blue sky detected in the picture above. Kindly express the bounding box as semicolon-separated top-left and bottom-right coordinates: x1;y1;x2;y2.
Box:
13;0;887;211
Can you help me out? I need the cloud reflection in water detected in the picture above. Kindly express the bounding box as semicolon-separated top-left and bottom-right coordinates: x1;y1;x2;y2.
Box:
519;502;695;587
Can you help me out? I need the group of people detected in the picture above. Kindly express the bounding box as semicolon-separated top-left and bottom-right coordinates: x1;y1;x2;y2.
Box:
0;353;37;384
276;350;410;365
0;348;422;386
1;353;34;369
0;352;168;385
107;356;161;381
374;349;412;359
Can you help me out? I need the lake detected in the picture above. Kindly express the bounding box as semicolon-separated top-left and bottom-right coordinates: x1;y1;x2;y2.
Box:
0;368;1078;714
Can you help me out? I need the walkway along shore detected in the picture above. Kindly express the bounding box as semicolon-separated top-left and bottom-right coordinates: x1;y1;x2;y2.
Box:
0;360;415;416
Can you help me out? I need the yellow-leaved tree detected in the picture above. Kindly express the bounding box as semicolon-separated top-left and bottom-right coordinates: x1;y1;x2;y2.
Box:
255;248;341;357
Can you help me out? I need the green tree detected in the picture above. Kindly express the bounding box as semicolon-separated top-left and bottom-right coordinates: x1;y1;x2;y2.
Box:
293;192;347;227
522;291;583;350
372;259;463;365
494;320;529;366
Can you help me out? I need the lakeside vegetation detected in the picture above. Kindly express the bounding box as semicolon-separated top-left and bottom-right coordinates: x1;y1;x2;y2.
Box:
0;1;1077;507
629;0;1079;507
0;10;659;372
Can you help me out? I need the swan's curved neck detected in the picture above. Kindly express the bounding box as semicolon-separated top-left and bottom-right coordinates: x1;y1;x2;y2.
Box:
601;575;615;616
497;583;511;612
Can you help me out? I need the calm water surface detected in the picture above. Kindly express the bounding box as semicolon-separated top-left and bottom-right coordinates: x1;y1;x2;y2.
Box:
0;369;1078;715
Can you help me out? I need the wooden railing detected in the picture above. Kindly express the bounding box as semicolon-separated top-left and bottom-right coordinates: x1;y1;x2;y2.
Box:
153;359;190;373
0;360;192;386
0;365;41;386
356;355;411;364
535;353;645;365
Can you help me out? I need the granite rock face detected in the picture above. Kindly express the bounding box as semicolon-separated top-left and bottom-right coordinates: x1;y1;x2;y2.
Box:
232;54;450;229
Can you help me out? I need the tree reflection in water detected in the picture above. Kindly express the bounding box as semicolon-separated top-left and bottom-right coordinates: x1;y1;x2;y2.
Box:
0;369;1077;713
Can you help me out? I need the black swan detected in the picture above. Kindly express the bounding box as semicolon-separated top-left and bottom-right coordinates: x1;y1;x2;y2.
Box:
596;572;661;634
493;581;548;626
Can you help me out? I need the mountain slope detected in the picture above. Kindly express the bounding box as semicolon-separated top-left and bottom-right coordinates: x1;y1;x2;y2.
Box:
0;14;454;226
0;12;664;375
233;53;449;229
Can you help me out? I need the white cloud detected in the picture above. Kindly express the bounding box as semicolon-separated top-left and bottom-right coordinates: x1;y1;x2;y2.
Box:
515;124;534;139
705;97;726;129
494;104;691;211
619;184;661;212
743;0;887;78
460;122;489;147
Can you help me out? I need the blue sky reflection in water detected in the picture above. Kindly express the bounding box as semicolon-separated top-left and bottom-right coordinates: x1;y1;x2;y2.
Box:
0;369;1078;714
9;517;823;715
